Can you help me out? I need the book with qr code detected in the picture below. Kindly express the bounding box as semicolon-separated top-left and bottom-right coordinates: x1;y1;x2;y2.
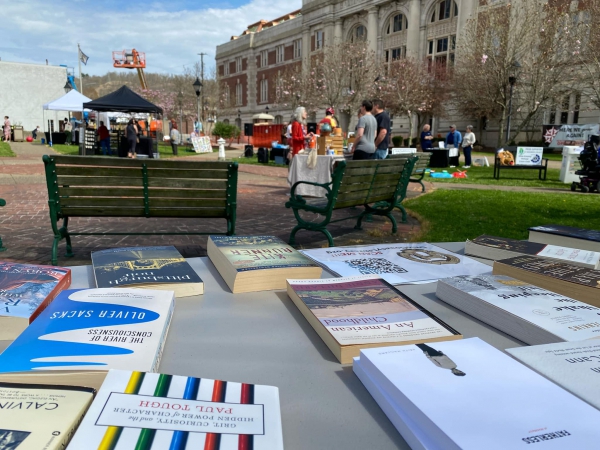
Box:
286;275;461;363
207;235;321;293
299;243;491;285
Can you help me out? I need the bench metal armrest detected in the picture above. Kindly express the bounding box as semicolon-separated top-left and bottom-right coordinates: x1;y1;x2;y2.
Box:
287;180;334;212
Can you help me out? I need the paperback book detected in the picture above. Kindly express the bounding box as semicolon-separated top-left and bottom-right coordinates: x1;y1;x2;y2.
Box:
286;275;461;363
92;246;203;297
507;340;600;410
493;255;600;307
67;369;284;450
354;338;600;450
0;262;71;341
465;234;600;269
0;288;174;390
299;243;491;285
0;383;94;450
529;225;600;253
436;275;600;345
208;235;321;293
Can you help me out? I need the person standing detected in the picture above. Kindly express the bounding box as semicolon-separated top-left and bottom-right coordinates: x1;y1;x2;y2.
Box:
420;124;434;151
170;123;180;156
125;119;138;158
3;116;11;142
352;100;377;160
32;126;40;140
290;106;309;158
461;125;476;168
445;124;462;167
372;99;391;160
64;118;72;145
97;121;111;156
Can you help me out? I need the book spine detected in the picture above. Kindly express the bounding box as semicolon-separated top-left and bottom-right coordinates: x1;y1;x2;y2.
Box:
238;383;255;450
169;377;201;450
204;380;227;450
152;299;175;373
29;269;72;323
135;374;173;450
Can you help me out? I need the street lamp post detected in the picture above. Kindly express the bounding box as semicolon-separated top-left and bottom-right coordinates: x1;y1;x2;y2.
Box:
64;81;72;94
193;77;203;134
505;61;521;145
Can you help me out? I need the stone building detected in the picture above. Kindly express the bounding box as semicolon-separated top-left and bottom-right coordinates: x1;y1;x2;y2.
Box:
215;0;596;146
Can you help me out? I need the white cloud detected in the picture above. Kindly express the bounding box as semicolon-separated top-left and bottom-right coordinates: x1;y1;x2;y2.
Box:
0;0;301;75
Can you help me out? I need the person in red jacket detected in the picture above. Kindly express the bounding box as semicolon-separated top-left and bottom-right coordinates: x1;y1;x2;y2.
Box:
291;106;309;157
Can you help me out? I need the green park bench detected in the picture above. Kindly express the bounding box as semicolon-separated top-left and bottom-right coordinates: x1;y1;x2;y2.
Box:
43;155;238;265
0;198;5;251
285;156;417;247
389;151;432;192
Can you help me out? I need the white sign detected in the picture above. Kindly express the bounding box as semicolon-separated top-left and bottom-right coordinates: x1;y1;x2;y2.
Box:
191;136;212;153
515;147;543;165
391;148;416;155
544;124;600;147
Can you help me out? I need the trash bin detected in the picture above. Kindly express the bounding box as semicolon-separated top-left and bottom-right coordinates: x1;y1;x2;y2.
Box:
560;146;583;184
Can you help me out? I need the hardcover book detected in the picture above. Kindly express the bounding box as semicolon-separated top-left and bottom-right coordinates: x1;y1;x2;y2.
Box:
67;369;284;450
507;341;600;410
299;242;491;285
436;275;600;345
286;275;461;364
0;288;174;390
0;383;94;450
355;338;600;450
92;246;203;297
529;225;600;252
465;234;600;269
0;262;71;341
493;255;600;307
207;235;322;293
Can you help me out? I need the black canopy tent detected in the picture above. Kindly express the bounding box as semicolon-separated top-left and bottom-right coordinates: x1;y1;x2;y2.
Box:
82;85;163;157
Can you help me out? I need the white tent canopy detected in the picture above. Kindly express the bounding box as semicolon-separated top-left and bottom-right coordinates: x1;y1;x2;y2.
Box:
43;90;92;111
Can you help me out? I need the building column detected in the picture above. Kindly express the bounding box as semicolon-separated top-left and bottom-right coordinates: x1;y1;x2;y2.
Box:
302;28;311;72
367;7;379;55
334;19;343;44
406;0;421;58
247;51;257;111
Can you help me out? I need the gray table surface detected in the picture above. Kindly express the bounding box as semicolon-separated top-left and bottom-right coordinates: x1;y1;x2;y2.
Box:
19;243;524;449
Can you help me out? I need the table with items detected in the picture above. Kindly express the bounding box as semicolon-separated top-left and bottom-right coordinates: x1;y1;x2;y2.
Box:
287;154;345;197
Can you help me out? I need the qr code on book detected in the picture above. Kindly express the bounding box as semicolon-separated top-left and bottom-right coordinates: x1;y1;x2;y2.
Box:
346;258;407;275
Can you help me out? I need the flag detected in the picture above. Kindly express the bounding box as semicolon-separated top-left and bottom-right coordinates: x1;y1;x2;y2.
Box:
79;48;89;65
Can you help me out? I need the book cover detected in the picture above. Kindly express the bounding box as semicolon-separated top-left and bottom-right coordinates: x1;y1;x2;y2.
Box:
209;235;317;271
92;246;202;289
357;338;600;449
494;256;600;290
438;275;600;342
67;369;284;450
288;276;460;347
0;383;94;450
0;288;174;375
507;341;600;410
0;262;71;322
300;243;491;284
529;225;600;243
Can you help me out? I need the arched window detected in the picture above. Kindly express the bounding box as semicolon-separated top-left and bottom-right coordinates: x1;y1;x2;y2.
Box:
387;13;408;34
223;119;230;125
235;118;242;130
351;25;367;43
274;115;283;124
430;0;458;22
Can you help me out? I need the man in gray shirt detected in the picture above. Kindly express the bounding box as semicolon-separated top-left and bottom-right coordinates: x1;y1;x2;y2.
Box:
353;99;377;160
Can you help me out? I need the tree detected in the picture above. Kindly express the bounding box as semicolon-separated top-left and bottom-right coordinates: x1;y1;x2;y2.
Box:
453;0;579;146
572;0;600;112
274;63;318;116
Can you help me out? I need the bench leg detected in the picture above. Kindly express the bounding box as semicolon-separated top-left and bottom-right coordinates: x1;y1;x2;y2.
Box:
289;225;334;247
320;228;334;247
419;180;426;193
288;225;302;246
387;213;398;234
61;217;74;258
0;235;6;252
51;235;60;266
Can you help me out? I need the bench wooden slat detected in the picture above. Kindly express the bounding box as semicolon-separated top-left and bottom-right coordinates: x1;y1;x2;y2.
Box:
146;168;229;179
56;166;230;180
50;155;232;170
147;178;229;189
59;197;228;208
59;187;227;199
60;207;228;218
57;176;144;187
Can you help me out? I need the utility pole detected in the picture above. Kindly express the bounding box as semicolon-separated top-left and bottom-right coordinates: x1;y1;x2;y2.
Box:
198;53;206;122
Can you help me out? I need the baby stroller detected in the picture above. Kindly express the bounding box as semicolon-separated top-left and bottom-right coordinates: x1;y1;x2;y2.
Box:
571;134;600;193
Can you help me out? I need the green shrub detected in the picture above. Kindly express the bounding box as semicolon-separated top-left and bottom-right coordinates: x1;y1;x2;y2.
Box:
392;136;403;147
212;122;240;139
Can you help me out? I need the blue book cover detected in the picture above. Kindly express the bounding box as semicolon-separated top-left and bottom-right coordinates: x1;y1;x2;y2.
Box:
0;288;174;375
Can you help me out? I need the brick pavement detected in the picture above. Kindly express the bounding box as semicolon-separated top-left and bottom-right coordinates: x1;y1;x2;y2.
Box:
0;143;423;266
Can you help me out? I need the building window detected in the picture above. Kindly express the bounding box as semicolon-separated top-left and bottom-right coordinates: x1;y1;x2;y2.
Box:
236;82;242;106
387;14;407;33
224;85;230;106
293;39;302;59
549;103;557;124
276;45;284;63
431;1;458;23
573;93;581;124
428;41;434;55
427;34;456;69
235;57;242;73
260;50;268;67
224;61;230;76
315;30;324;50
560;97;570;124
260;78;268;103
437;38;448;52
352;25;367;42
391;47;404;60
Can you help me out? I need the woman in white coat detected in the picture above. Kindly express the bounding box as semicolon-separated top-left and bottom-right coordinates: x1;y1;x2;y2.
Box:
462;125;476;168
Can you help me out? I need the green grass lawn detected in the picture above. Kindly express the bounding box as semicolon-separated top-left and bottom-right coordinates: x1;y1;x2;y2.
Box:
0;142;16;157
405;189;600;243
427;165;566;189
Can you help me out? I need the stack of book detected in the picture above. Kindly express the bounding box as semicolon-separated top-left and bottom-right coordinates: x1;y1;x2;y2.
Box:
354;338;600;449
529;224;600;252
436;274;600;345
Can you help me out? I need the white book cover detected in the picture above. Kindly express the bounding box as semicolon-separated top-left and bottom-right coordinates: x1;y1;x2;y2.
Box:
0;288;174;374
507;341;600;411
299;243;491;285
67;369;284;450
359;338;600;449
438;275;600;342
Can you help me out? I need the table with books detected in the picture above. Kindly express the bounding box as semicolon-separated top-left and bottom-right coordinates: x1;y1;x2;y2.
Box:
2;227;600;449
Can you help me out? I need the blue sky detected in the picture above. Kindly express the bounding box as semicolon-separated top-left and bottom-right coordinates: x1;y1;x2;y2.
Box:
0;0;302;76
